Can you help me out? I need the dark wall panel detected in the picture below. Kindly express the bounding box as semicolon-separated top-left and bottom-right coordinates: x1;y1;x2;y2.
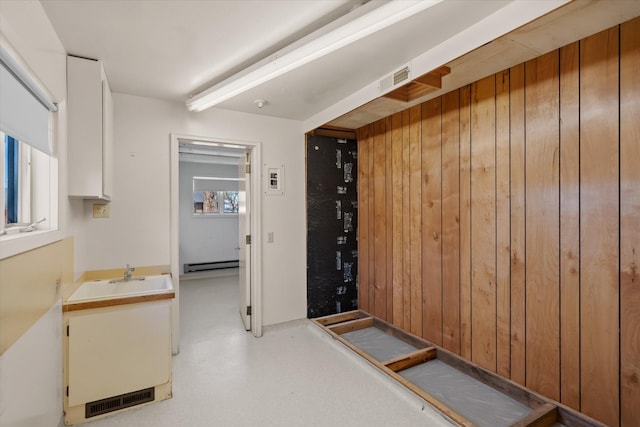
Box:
306;135;358;318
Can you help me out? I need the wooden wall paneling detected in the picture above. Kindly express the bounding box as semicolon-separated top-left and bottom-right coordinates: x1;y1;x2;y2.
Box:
385;116;394;323
459;85;472;359
524;51;561;401
402;110;412;329
579;27;620;427
385;116;401;323
421;98;443;345
470;75;497;371
355;20;636;426
496;69;511;378
509;63;526;386
409;105;423;336
391;112;404;328
373;119;387;318
441;90;461;354
559;41;581;410
620;17;640;427
368;124;376;313
357;126;370;312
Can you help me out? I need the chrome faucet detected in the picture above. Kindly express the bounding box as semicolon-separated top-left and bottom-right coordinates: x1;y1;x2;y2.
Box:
124;264;135;281
108;265;143;284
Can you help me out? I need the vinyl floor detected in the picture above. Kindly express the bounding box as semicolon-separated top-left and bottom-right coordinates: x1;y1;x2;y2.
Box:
83;274;453;427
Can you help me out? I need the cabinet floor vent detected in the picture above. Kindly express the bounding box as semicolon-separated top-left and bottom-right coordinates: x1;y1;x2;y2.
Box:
85;387;154;418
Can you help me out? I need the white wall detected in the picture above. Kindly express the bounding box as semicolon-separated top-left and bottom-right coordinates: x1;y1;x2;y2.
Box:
76;93;307;325
0;2;70;426
0;5;305;425
0;301;63;427
179;161;239;270
0;1;65;102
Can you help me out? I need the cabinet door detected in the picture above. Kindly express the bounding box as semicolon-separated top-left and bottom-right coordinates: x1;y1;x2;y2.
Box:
67;302;171;406
67;56;103;198
102;78;114;199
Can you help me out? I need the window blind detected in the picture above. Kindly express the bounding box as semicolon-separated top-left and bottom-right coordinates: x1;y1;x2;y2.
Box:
0;60;52;155
193;177;240;192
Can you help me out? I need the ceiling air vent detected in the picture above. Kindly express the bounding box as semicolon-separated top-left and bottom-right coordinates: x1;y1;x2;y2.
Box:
393;67;410;85
379;66;410;93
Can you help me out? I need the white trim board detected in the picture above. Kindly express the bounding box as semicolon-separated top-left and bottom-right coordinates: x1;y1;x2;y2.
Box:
170;133;263;351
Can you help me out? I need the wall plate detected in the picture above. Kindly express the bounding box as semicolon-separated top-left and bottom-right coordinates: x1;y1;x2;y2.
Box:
92;203;110;218
264;164;284;195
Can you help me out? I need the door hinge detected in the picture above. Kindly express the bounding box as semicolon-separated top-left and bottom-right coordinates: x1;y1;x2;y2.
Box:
66;386;69;397
245;164;251;174
246;306;252;316
66;325;69;337
246;235;251;245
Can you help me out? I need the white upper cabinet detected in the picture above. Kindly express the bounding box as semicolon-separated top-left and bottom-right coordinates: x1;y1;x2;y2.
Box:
67;56;113;201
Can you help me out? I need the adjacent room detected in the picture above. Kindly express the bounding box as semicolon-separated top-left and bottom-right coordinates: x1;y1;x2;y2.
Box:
0;1;638;426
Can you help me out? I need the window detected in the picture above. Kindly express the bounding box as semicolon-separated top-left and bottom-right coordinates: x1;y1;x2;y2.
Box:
0;44;59;258
1;131;51;230
223;191;239;213
3;133;35;226
193;190;239;215
4;134;19;224
192;176;240;216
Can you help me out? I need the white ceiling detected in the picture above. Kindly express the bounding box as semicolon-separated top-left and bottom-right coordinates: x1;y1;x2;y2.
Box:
216;0;511;120
178;141;244;165
40;0;517;121
41;0;358;100
39;0;639;128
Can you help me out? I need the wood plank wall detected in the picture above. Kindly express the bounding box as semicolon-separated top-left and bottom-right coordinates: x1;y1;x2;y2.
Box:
356;19;640;427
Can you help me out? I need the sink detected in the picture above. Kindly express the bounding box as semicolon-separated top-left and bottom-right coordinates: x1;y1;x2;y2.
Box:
67;275;173;302
63;274;173;423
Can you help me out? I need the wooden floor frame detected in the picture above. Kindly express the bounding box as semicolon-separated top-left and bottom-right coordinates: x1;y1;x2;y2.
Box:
313;310;606;427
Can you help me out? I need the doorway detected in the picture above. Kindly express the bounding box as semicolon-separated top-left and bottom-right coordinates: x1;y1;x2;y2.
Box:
170;134;263;353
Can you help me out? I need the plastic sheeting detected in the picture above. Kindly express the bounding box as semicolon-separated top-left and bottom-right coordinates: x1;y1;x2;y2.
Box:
341;327;418;362
334;322;568;426
400;360;532;427
307;135;358;318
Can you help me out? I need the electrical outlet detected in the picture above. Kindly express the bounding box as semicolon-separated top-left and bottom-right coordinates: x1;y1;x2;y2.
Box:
92;203;110;218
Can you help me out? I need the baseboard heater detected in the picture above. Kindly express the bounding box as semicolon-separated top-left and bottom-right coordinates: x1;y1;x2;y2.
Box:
183;260;239;274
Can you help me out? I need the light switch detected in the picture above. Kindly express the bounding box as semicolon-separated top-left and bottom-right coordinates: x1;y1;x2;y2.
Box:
267;232;274;243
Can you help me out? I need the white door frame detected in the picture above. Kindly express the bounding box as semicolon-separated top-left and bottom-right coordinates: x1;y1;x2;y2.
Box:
170;133;263;353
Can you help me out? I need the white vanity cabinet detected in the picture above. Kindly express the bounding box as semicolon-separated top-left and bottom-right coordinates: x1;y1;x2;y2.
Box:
63;300;173;425
67;56;114;201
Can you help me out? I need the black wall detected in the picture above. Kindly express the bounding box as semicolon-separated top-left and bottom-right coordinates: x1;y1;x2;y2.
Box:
306;134;358;318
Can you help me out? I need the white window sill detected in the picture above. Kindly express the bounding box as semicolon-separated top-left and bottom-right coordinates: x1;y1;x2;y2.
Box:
0;229;63;260
192;214;238;218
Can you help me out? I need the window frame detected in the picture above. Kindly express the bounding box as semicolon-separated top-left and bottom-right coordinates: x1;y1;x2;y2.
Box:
191;175;240;218
0;44;60;259
0;131;60;260
192;190;240;217
4;134;18;223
